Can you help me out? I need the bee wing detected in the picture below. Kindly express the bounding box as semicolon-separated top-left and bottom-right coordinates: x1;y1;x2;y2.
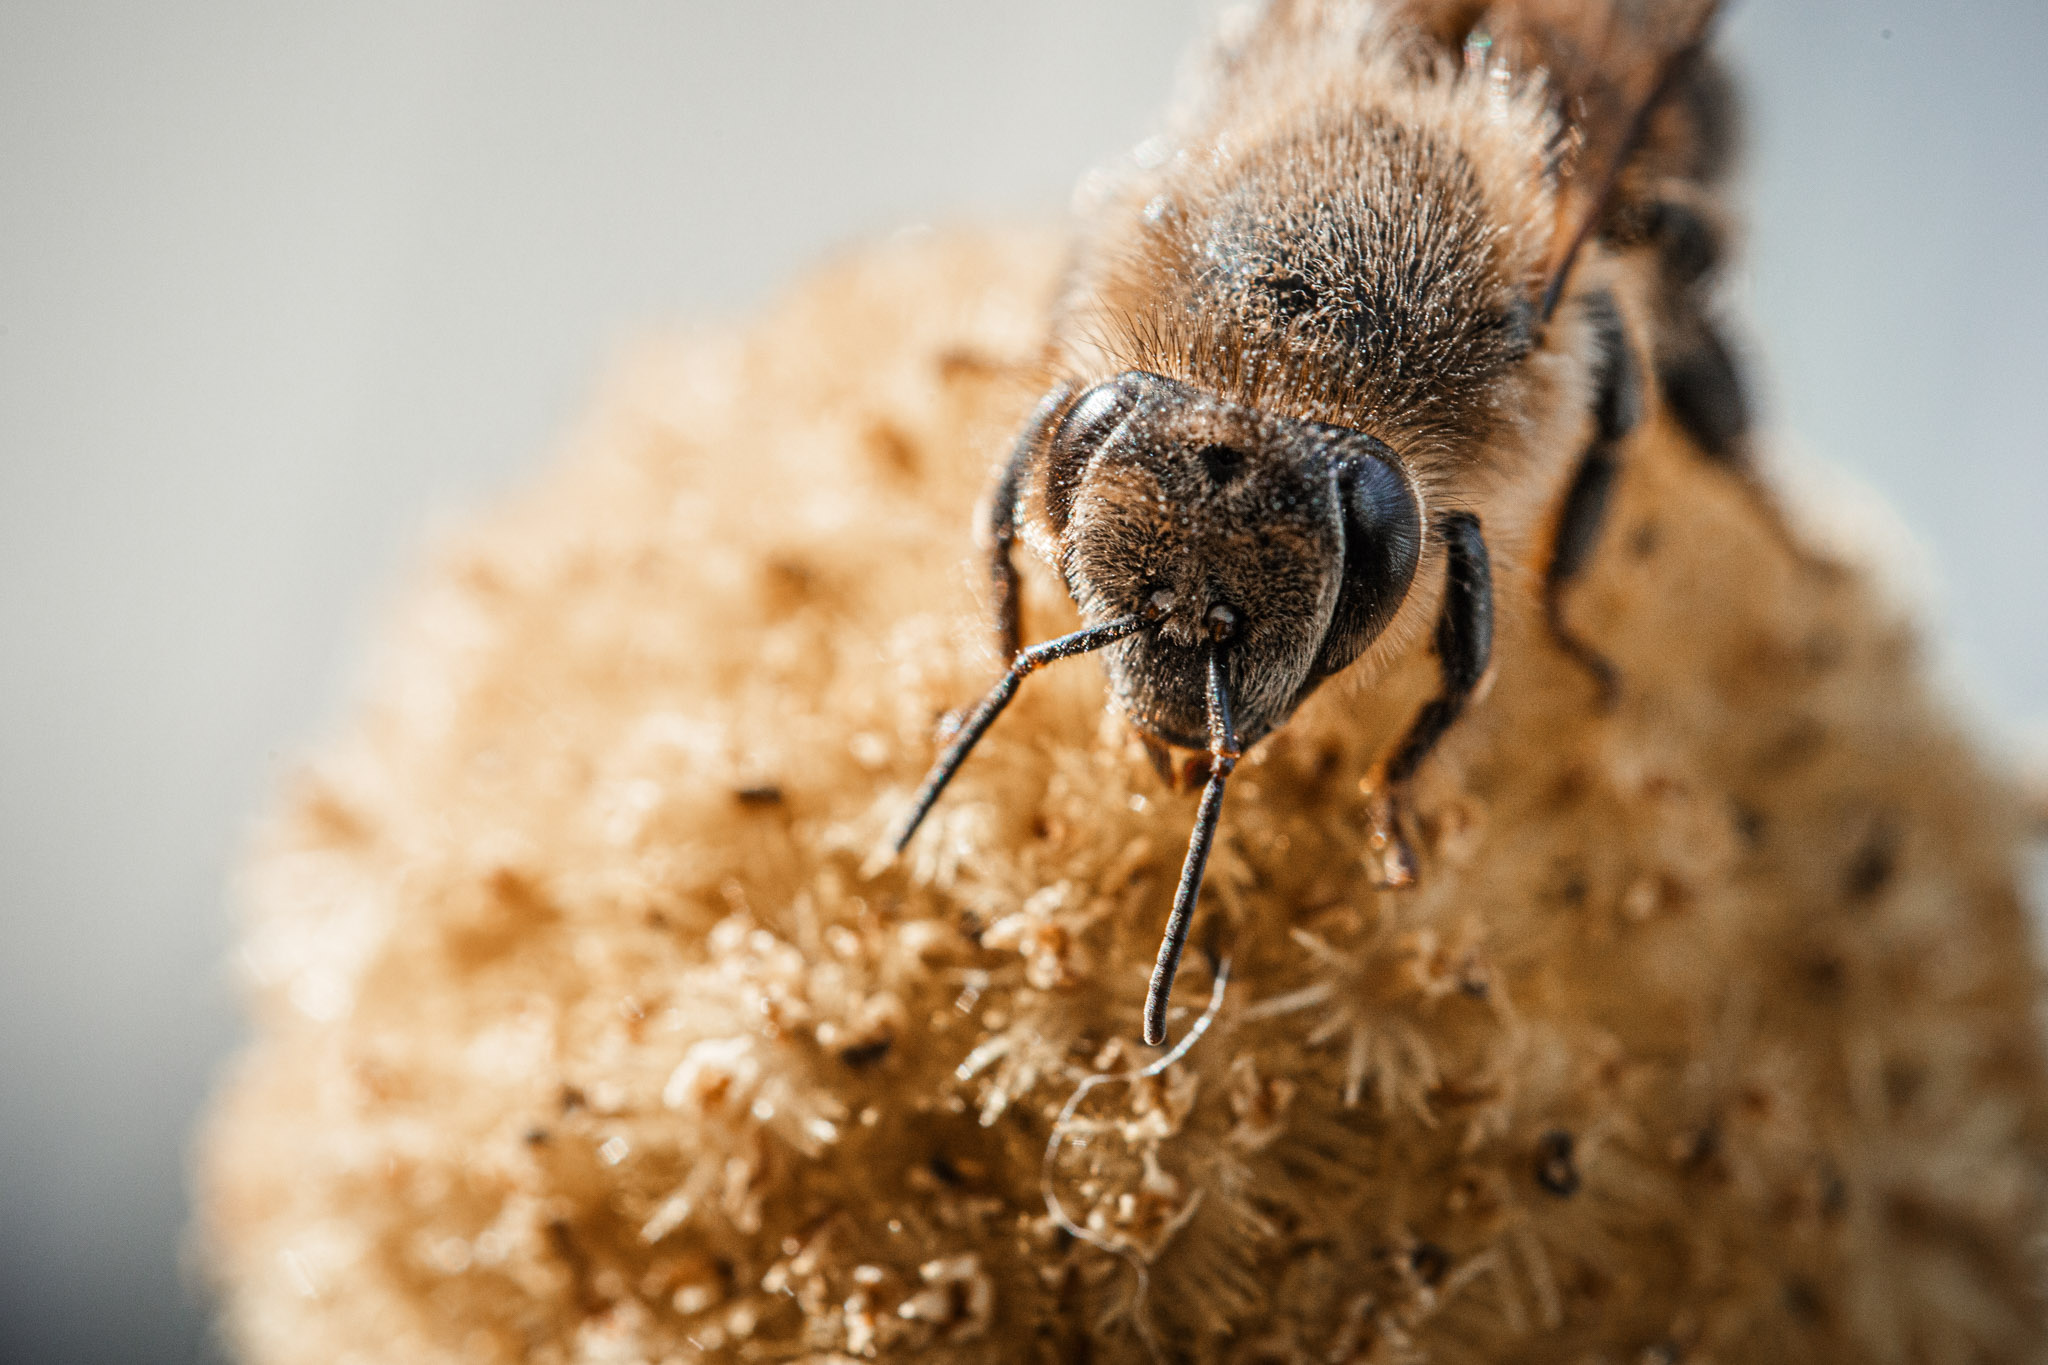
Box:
1466;0;1727;315
1478;2;1723;168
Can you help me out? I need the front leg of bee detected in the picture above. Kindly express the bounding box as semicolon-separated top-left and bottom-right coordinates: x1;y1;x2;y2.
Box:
1366;511;1493;888
985;384;1074;660
1543;290;1640;708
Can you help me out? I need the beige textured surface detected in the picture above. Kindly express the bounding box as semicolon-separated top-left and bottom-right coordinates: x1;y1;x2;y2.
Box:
202;231;2048;1363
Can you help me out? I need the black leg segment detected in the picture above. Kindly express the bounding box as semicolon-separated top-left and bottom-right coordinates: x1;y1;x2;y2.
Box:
1385;512;1494;788
1583;291;1643;446
1544;444;1623;706
986;384;1073;661
1541;291;1640;705
1368;512;1492;888
1657;318;1749;466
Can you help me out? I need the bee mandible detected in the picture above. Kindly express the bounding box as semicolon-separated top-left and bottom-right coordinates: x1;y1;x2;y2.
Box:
891;0;1743;1045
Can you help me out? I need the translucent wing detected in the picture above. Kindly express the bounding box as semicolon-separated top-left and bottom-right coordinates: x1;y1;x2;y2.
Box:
1470;0;1728;316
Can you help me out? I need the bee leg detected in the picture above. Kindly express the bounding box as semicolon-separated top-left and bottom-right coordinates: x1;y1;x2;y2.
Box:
1545;442;1622;707
1367;512;1493;888
1544;290;1638;706
986;384;1075;660
1656;314;1747;468
1637;195;1753;475
986;441;1029;662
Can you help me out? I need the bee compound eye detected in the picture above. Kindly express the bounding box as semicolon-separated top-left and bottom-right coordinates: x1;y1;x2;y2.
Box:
1205;603;1240;641
1054;380;1139;455
1043;377;1145;535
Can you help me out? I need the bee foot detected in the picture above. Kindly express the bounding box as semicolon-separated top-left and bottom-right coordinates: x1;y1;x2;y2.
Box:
1363;791;1420;889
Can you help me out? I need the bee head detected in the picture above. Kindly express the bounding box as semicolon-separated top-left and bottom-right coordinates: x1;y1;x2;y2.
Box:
1039;370;1422;749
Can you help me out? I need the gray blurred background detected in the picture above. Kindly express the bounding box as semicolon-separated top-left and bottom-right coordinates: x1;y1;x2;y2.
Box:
2;2;2042;1360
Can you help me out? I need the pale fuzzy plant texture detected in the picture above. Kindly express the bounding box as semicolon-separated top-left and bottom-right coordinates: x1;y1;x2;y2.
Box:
201;228;2048;1364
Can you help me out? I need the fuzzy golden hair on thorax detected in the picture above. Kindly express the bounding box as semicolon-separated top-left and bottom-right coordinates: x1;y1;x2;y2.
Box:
1061;2;1559;456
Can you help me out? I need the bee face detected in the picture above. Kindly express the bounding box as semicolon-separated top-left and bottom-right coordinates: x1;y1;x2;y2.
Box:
1045;371;1423;748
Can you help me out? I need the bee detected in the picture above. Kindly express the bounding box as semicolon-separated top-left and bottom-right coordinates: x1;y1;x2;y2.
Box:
890;0;1748;1045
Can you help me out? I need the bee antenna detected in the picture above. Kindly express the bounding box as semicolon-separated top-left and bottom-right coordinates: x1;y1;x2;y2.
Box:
1144;645;1240;1047
1537;0;1722;325
889;611;1155;856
